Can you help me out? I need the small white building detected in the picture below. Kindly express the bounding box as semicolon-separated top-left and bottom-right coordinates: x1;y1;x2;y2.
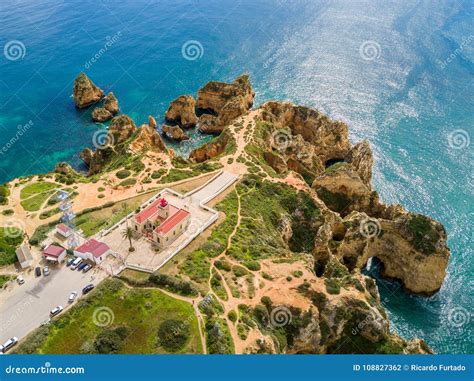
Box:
74;239;111;264
55;223;72;238
43;244;67;264
15;244;33;269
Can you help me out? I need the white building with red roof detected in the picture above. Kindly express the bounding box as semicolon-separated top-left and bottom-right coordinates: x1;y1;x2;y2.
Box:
74;238;111;264
43;244;67;263
55;223;72;238
131;197;190;248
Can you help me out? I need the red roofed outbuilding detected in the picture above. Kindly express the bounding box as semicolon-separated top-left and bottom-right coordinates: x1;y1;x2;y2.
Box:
43;244;67;263
74;239;111;264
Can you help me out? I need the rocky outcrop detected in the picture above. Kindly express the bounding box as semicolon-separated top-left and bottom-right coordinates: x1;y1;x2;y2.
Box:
104;92;119;115
130;121;168;153
54;162;78;176
261;101;351;165
162;124;189;142
345;140;373;186
325;211;450;295
91;107;113;122
108;115;137;145
91;92;119;122
165;95;198;128
73;73;104;108
196;75;255;134
197;114;221;135
189;128;232;162
80;146;114;176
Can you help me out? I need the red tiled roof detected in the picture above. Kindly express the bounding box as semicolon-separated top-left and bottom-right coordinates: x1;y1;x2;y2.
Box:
56;223;70;233
75;239;110;258
155;209;190;235
134;199;163;224
43;244;66;257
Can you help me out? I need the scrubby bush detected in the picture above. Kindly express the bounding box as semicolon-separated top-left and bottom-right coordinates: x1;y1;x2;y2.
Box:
158;319;190;352
149;274;198;296
116;169;131;179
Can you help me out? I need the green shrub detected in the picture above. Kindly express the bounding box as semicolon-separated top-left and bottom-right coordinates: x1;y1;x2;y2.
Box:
2;209;14;216
116;169;131;179
118;178;136;187
149;274;198;296
244;260;261;271
93;326;129;354
158;320;190;352
324;278;341;295
227;310;237;323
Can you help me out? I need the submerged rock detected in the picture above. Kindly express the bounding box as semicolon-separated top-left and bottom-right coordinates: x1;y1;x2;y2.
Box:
165;95;198;128
73;73;104;108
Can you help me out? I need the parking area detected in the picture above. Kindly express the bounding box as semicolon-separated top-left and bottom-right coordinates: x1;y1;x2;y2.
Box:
0;262;106;345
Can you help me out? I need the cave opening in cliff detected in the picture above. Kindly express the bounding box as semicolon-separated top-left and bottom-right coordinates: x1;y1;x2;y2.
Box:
196;107;218;117
324;158;345;168
315;259;327;277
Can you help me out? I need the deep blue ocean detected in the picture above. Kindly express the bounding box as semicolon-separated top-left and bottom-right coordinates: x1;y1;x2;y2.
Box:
0;0;472;354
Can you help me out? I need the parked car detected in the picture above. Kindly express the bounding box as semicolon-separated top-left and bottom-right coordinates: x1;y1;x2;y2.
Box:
1;337;18;353
43;266;50;276
70;258;82;270
68;291;77;303
82;264;92;273
50;306;63;317
82;284;94;294
66;257;75;267
35;266;41;277
16;276;25;285
77;262;87;271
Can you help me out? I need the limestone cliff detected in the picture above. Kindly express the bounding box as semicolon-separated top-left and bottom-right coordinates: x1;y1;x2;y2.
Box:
165;95;198;129
130;117;168;153
162;124;189;142
197;75;255;134
108;114;137;145
73;73;104;108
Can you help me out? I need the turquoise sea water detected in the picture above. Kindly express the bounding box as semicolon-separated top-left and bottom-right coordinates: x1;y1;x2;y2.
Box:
0;0;472;353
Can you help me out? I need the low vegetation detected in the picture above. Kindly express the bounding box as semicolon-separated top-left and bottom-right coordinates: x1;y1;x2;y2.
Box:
14;278;202;354
0;227;24;266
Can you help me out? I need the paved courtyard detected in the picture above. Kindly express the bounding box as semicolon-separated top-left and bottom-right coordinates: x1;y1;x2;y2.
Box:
99;171;238;273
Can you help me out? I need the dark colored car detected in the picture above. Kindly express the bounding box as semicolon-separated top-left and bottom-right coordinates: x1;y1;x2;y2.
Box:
66;257;75;267
35;267;41;277
77;262;87;271
82;264;92;273
82;284;94;294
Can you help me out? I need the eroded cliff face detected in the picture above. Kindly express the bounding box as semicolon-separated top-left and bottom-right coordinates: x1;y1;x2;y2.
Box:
130;117;168;153
165;95;198;129
189;128;232;162
73;73;104;108
197;75;255;134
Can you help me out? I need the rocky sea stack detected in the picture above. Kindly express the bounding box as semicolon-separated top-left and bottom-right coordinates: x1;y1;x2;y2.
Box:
73;73;104;108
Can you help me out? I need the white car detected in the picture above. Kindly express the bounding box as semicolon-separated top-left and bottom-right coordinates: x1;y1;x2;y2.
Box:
16;276;25;285
68;291;77;303
2;337;18;353
43;266;50;276
50;306;63;317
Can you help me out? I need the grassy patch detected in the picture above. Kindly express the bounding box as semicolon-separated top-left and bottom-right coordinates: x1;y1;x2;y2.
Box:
20;190;56;211
0;227;24;266
16;278;202;354
20;181;58;199
0;184;10;205
0;274;15;287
